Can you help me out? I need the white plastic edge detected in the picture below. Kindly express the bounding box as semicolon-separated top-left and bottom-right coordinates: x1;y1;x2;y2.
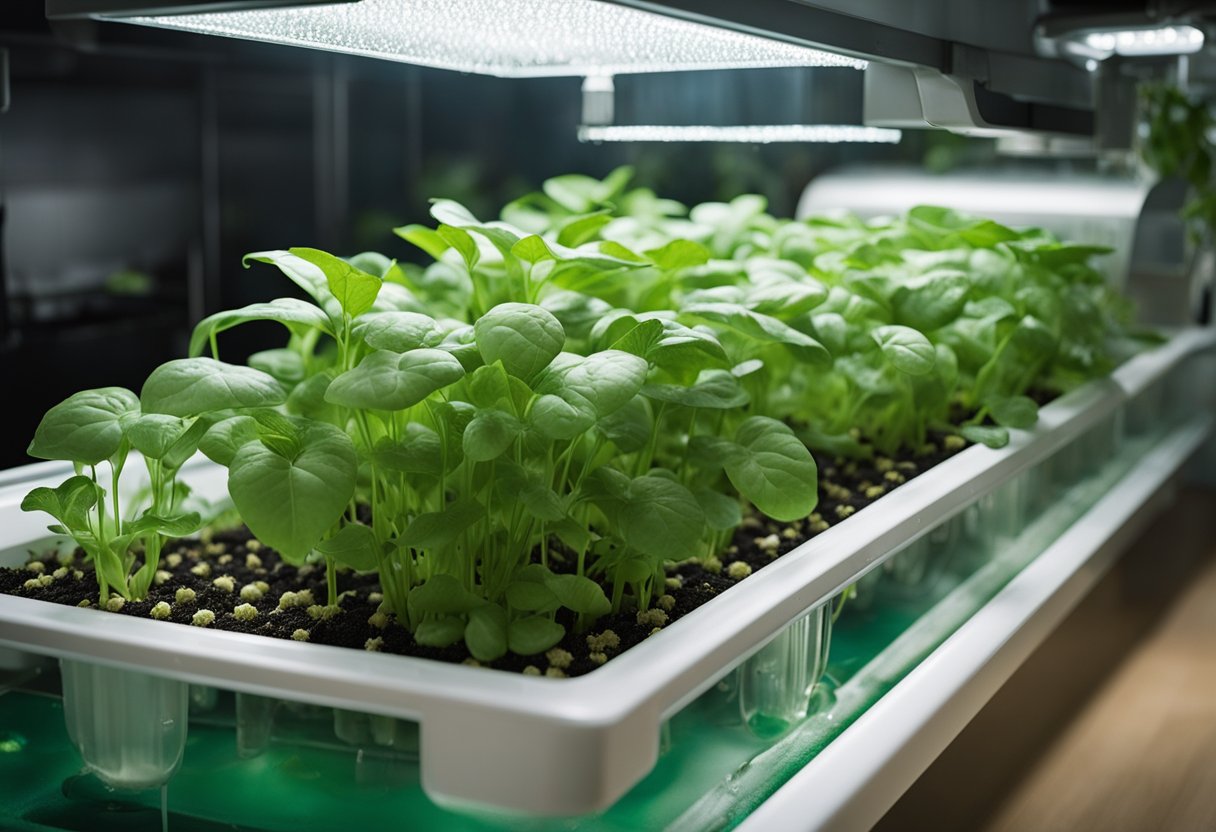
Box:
736;414;1213;832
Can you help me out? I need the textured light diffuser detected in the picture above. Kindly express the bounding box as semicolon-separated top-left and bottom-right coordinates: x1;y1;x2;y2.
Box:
127;0;866;77
578;124;902;144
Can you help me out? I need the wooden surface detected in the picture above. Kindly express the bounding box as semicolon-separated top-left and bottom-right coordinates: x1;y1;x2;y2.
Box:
981;540;1216;832
876;487;1216;832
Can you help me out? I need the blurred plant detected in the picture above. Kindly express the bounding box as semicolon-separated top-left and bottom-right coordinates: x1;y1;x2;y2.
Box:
104;269;154;297
1140;82;1216;241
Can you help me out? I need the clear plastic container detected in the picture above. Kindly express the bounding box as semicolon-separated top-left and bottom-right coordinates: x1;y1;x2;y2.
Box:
738;603;833;737
59;659;188;791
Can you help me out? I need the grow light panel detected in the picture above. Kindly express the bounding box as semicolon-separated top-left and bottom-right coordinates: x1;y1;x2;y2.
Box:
123;0;867;77
1082;24;1205;57
577;124;902;144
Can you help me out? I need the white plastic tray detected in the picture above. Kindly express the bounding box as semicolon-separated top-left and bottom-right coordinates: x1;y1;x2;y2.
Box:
0;328;1212;815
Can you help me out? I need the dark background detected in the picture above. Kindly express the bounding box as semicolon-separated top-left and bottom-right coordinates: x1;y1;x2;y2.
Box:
0;4;961;467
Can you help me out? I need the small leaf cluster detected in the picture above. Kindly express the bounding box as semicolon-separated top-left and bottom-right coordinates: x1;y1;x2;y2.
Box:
23;388;206;603
23;168;1145;661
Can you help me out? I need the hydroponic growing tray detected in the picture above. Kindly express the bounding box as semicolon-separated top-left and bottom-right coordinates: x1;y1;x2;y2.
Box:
0;328;1212;817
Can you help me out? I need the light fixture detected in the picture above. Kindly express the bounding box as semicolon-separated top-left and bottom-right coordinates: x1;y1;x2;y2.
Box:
577;73;894;145
1036;13;1208;66
577;124;901;144
57;0;867;78
1080;24;1204;58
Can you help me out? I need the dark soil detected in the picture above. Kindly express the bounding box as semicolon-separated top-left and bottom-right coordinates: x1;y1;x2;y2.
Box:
0;432;968;678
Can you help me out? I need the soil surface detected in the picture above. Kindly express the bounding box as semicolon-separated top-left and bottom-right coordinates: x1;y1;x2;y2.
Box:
1;434;967;678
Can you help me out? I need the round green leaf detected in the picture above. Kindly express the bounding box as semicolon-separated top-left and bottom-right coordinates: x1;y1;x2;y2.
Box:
545;573;611;617
529;393;593;441
126;414;189;461
354;311;444;352
537;350;649;422
315;523;379;571
399;497;484;550
465;362;512;410
473;303;565;381
199;415;260;467
871;325;936;376
227;421;357;563
436;324;484;373
465;604;508;662
286;371;339;423
28;387;139;465
506;581;560;613
505;581;556;613
892;270;969;332
694;488;743;532
324;348;465;411
463;409;523;462
811;313;848;357
723;416;819;522
371;424;443;476
248;349;306;385
596;395;653;453
619;476;705;560
986;395;1039;430
508;616;566;656
493;462;566;521
642;368;750;410
415;616;467;648
142;358;286;417
409;574;482;614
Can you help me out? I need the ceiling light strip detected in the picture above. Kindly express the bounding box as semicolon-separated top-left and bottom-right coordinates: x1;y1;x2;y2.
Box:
577;124;902;144
1082;24;1204;57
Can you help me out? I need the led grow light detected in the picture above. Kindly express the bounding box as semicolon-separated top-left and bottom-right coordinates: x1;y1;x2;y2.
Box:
577;124;901;144
1082;24;1204;57
119;0;867;78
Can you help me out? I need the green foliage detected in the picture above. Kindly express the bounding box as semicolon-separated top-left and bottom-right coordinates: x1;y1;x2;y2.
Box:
227;421;357;563
27;388;139;466
1140;83;1216;242
23;166;1147;662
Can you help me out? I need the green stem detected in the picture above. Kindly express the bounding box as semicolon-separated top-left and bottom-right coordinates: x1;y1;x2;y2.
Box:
610;574;625;615
110;460;124;540
831;585;855;624
326;555;338;607
680;407;698;485
638;402;667;475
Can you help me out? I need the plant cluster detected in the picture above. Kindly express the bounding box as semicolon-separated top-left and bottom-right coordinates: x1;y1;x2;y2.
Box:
23;168;1144;661
1140;82;1216;243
